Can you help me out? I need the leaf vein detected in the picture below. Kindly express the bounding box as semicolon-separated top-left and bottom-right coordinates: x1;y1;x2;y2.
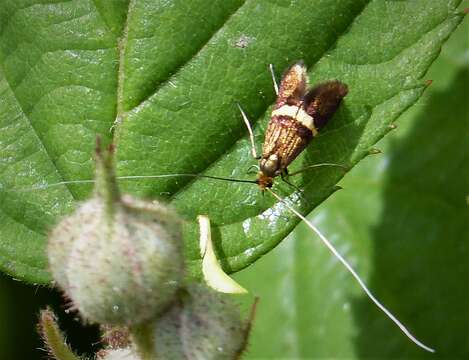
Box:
112;0;135;133
120;0;248;119
0;69;75;199
169;1;373;199
0;1;74;39
335;14;452;67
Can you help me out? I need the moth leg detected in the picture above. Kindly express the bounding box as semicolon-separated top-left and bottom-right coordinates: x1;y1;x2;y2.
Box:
237;103;260;160
269;63;279;96
279;171;312;206
280;170;303;194
287;163;348;177
246;164;260;175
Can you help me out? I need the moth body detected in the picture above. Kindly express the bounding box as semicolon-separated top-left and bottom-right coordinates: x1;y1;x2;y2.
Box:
257;62;348;190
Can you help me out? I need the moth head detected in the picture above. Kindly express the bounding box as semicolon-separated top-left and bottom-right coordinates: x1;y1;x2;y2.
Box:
256;172;274;191
259;154;280;178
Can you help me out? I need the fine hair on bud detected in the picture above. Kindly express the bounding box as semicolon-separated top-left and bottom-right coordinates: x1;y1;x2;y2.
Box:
48;142;185;326
97;348;140;360
150;284;250;359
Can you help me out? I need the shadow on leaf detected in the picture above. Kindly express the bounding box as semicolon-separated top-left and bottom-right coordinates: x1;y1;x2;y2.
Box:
353;68;469;358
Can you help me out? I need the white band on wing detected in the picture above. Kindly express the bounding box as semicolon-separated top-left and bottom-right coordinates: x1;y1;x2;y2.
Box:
271;105;318;135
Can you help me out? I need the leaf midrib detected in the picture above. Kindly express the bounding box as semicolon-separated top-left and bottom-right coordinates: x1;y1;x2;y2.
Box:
114;0;134;126
1;1;370;206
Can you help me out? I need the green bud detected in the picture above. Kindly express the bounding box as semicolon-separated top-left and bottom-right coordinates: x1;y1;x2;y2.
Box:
97;348;140;360
152;285;250;359
48;143;184;326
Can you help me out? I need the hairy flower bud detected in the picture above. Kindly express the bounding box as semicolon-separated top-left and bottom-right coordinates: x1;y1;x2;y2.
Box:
152;284;250;359
97;348;140;360
48;143;184;325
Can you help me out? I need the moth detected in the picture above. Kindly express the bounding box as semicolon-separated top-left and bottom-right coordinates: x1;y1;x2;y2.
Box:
255;61;348;189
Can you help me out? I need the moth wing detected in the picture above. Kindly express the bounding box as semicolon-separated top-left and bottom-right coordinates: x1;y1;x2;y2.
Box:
303;81;348;130
275;61;307;107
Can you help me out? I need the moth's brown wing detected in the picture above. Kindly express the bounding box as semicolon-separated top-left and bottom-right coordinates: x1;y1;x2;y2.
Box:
262;115;313;173
275;61;307;108
304;80;348;130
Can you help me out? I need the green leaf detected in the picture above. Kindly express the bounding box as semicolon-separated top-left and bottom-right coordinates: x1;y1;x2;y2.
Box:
236;17;469;358
0;0;465;283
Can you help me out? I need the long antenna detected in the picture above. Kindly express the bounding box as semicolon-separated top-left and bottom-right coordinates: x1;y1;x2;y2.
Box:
266;188;435;354
237;103;259;160
269;63;279;95
13;173;257;192
116;174;257;184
